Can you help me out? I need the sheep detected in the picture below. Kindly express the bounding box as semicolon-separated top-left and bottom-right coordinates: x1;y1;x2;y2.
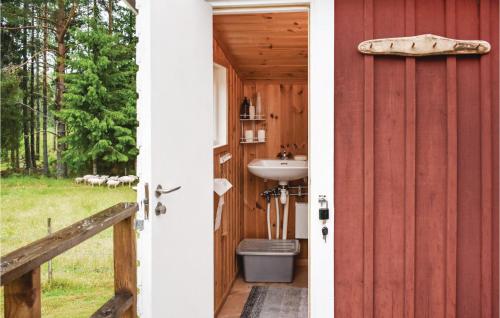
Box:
107;179;121;188
119;175;138;187
88;176;107;187
75;177;84;184
83;175;97;184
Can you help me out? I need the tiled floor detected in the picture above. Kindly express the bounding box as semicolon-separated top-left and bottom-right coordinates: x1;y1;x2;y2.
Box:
216;265;308;318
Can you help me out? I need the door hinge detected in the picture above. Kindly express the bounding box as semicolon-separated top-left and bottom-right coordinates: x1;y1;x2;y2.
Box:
143;182;149;220
135;219;144;231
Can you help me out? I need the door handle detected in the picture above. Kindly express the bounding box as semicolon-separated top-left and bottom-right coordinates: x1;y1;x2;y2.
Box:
155;185;181;197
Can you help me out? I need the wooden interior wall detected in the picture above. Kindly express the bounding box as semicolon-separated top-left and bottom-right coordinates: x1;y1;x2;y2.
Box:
213;39;244;313
334;0;499;317
242;80;308;260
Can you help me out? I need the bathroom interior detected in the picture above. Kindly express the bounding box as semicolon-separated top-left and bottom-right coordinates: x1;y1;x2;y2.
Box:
212;11;309;317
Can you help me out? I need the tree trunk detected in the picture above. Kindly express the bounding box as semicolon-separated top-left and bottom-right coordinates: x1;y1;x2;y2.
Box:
10;148;16;170
93;159;98;175
55;0;67;178
107;0;113;33
42;1;49;176
15;148;20;169
35;28;41;161
29;5;37;169
21;2;31;172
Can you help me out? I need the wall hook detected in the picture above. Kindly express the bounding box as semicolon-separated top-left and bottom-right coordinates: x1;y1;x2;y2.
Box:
358;34;491;56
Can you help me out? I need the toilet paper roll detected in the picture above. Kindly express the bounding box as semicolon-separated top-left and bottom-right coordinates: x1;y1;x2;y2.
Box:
258;129;266;142
245;130;254;142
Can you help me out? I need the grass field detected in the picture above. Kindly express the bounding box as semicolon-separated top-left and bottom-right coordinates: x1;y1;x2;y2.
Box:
0;176;136;317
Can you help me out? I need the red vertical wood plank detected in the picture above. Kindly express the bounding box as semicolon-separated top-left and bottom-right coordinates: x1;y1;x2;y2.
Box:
404;1;416;317
334;0;366;315
479;0;493;317
445;0;458;316
415;1;447;317
363;0;374;316
456;1;482;316
372;0;406;316
490;1;499;317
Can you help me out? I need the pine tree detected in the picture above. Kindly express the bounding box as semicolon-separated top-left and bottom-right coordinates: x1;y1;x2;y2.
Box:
62;0;137;173
1;71;23;169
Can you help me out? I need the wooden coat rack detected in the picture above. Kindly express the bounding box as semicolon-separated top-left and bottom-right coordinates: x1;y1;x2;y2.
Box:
358;34;490;56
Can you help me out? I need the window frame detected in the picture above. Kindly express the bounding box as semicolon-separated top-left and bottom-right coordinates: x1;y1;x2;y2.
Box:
213;63;229;149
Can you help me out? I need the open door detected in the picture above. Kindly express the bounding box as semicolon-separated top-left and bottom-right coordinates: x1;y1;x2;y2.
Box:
135;0;214;317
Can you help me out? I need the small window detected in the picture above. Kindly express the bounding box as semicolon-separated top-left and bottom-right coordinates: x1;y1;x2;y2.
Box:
213;63;228;148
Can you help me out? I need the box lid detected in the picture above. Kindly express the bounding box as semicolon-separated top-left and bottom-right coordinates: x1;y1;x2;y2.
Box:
236;239;300;256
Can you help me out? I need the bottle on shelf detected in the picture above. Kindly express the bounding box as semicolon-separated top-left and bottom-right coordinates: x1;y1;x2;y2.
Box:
249;102;256;119
256;92;262;117
240;97;250;119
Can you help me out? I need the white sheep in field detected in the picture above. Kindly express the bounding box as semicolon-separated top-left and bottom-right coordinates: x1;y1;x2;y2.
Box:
119;175;138;187
107;179;121;188
108;176;120;181
83;175;97;184
88;177;107;187
74;177;84;184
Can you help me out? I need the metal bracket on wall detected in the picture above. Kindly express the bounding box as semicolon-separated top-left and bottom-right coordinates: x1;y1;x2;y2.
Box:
358;34;490;57
143;183;149;220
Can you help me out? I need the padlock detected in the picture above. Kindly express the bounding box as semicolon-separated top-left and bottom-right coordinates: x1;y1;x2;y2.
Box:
319;207;329;221
318;195;329;221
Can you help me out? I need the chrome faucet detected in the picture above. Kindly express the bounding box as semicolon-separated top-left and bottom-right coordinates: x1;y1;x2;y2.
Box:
277;148;291;160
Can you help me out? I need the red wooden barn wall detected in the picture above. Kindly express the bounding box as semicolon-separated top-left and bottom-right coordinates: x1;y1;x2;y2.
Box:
334;0;499;317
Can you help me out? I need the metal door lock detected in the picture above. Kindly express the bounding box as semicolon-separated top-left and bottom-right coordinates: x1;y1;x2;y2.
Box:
155;202;167;215
318;195;329;224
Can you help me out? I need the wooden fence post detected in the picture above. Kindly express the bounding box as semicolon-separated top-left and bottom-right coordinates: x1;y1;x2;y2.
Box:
47;218;53;284
113;215;137;318
4;267;41;318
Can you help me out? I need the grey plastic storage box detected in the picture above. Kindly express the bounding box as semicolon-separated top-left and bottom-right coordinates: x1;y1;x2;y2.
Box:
236;239;300;283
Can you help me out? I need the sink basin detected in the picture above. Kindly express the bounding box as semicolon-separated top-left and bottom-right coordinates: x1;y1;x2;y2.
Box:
247;159;308;184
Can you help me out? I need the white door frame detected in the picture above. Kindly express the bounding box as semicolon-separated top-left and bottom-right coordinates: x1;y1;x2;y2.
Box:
211;3;334;317
136;0;334;316
211;2;334;317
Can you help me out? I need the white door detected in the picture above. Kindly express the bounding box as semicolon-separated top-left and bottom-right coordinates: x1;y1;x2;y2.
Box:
135;0;214;317
135;1;334;317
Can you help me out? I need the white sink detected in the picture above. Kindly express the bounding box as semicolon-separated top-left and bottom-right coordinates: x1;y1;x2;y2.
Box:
247;159;308;184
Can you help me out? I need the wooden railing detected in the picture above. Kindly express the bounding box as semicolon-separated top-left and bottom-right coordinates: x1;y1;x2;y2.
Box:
0;202;138;318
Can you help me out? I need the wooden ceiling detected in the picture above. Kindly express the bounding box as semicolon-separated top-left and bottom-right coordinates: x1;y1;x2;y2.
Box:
213;12;308;80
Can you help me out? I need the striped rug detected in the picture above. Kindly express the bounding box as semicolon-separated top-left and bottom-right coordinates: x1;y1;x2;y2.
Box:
240;286;307;318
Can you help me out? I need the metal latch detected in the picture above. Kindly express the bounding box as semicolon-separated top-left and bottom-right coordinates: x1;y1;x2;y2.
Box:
135;219;144;231
143;183;149;220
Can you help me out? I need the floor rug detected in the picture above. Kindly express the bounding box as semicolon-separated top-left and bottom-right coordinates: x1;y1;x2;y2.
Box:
240;286;307;318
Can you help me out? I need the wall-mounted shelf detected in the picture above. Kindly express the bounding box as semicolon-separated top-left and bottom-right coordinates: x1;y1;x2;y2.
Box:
240;115;266;121
240;138;266;144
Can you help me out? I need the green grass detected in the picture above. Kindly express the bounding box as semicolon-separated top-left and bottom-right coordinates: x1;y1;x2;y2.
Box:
0;176;135;317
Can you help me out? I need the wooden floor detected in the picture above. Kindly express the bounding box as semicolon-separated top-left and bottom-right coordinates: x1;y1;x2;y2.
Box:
216;265;308;318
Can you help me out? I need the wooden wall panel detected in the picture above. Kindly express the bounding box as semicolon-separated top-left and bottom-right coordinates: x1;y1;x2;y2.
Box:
213;39;244;314
242;80;308;260
334;0;499;316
